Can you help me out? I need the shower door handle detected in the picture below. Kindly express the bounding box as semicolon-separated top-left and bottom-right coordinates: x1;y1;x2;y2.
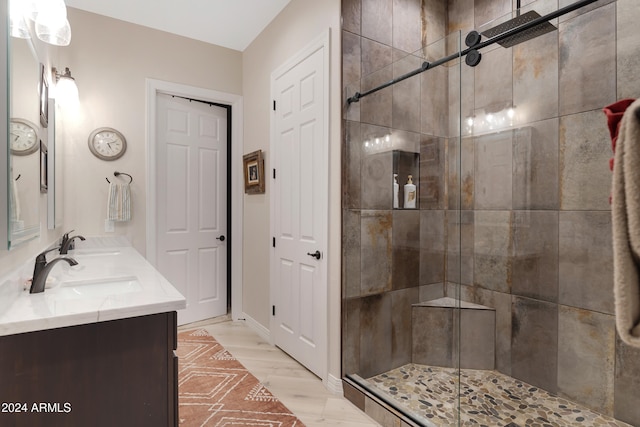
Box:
307;250;321;260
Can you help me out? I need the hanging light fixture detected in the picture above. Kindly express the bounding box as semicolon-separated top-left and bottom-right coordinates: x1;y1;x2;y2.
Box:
9;0;30;39
35;0;71;46
52;67;79;107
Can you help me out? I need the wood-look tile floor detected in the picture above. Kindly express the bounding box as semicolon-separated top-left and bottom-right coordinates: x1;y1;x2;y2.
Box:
179;317;380;427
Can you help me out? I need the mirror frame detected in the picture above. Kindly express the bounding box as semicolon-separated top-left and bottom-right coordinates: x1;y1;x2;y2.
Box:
0;0;8;249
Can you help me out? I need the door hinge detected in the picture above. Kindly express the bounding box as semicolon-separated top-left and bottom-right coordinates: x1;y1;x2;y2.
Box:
273;168;276;179
273;100;276;111
272;305;276;316
272;237;275;248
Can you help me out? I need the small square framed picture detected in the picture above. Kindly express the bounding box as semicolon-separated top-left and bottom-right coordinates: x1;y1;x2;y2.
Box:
243;150;265;194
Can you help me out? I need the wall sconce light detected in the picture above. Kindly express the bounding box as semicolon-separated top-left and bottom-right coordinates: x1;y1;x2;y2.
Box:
10;0;72;45
52;66;79;107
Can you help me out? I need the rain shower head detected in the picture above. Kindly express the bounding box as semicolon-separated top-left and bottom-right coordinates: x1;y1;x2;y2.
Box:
481;10;557;48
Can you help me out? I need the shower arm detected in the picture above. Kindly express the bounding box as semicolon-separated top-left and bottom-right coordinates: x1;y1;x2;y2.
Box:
347;0;599;104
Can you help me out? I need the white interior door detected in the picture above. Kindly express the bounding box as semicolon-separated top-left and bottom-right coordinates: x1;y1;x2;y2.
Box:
156;93;228;325
271;33;328;379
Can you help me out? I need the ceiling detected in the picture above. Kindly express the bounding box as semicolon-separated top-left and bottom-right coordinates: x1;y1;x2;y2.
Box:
65;0;292;52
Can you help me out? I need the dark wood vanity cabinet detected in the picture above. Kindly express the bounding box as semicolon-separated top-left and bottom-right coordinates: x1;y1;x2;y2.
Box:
0;312;178;427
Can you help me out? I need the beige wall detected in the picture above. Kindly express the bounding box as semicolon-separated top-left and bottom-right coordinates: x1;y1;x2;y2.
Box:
241;0;342;381
1;1;342;384
59;8;242;254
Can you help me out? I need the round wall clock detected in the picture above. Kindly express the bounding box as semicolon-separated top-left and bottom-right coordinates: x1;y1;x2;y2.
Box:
10;118;39;156
88;127;127;161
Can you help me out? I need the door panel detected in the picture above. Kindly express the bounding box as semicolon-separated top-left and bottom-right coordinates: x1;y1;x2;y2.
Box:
272;42;327;379
156;94;228;325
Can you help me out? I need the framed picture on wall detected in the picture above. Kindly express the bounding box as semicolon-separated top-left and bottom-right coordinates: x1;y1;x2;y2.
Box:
40;140;48;193
243;150;265;194
39;64;49;128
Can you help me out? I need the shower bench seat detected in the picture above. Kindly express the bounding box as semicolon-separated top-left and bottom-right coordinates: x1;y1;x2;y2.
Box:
412;297;496;370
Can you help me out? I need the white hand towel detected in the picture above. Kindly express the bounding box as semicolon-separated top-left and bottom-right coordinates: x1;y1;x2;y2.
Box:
120;183;131;222
107;182;120;221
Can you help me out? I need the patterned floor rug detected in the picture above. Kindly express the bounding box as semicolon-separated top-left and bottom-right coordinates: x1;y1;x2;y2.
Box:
177;329;306;427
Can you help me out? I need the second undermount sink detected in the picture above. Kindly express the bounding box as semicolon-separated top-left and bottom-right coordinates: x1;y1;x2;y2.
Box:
71;248;122;257
55;276;141;299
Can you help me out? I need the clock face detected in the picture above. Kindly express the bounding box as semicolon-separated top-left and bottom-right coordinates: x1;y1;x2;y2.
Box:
88;127;127;160
10;119;39;155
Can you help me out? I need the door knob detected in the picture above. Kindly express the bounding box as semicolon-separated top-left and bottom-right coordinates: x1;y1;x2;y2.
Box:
216;235;225;241
307;250;321;260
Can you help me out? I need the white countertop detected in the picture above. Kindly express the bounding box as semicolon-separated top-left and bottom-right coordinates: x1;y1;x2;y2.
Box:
0;238;186;336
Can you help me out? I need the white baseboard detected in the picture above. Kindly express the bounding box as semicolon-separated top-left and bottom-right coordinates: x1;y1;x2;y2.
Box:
325;373;344;395
241;312;271;343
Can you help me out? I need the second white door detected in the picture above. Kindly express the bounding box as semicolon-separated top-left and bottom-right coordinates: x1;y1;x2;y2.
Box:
271;33;329;379
156;93;228;325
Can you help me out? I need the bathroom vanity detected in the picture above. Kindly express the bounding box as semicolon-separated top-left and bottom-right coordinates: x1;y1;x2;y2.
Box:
0;241;185;427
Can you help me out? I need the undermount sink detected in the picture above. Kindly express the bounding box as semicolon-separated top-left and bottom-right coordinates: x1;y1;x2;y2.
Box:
55;276;141;299
72;249;121;257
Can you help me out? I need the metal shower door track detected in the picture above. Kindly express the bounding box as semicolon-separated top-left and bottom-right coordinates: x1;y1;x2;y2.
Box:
347;0;599;104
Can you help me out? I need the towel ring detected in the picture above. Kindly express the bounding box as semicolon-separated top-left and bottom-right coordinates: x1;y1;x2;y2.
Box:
106;171;133;184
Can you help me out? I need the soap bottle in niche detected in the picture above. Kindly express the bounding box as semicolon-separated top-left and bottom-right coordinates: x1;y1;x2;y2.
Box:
393;174;399;208
404;175;416;209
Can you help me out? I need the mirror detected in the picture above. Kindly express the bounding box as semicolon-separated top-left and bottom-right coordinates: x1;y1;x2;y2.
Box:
8;36;41;248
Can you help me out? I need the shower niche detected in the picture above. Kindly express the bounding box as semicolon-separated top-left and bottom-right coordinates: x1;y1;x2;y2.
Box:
392;150;419;210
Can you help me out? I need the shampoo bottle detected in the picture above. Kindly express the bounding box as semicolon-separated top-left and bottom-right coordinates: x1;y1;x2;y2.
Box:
393;174;399;208
404;175;416;209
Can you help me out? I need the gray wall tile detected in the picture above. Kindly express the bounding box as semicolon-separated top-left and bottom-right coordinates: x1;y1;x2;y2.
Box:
420;210;445;285
559;4;616;116
344;120;362;209
342;0;361;34
558;305;615;416
559;110;612;211
362;0;393;46
392;210;421;290
362;37;393;77
412;306;455;367
511;296;558;393
361;65;393;127
360;294;392;377
513;30;558;124
393;54;422;133
474;210;512;293
474;0;511;28
559;211;614;314
391;287;420;367
419;136;445;209
421;65;448;137
617;0;640;99
361;210;393;296
512;211;559;303
615;335;640;426
343;209;362;299
475;132;513;210
513;119;559;210
392;0;423;54
343;31;362;86
343;297;361;375
474;41;513;113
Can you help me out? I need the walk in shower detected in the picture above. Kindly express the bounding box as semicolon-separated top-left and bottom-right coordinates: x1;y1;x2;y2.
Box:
341;0;640;425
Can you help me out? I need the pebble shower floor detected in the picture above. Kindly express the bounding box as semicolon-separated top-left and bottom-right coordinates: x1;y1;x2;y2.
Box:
369;364;631;427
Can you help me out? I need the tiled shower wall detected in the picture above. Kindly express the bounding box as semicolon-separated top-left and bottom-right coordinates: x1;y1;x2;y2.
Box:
341;0;640;425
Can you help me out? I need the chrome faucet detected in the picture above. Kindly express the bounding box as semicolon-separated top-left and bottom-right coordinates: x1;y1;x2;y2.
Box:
30;247;78;294
60;231;86;254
